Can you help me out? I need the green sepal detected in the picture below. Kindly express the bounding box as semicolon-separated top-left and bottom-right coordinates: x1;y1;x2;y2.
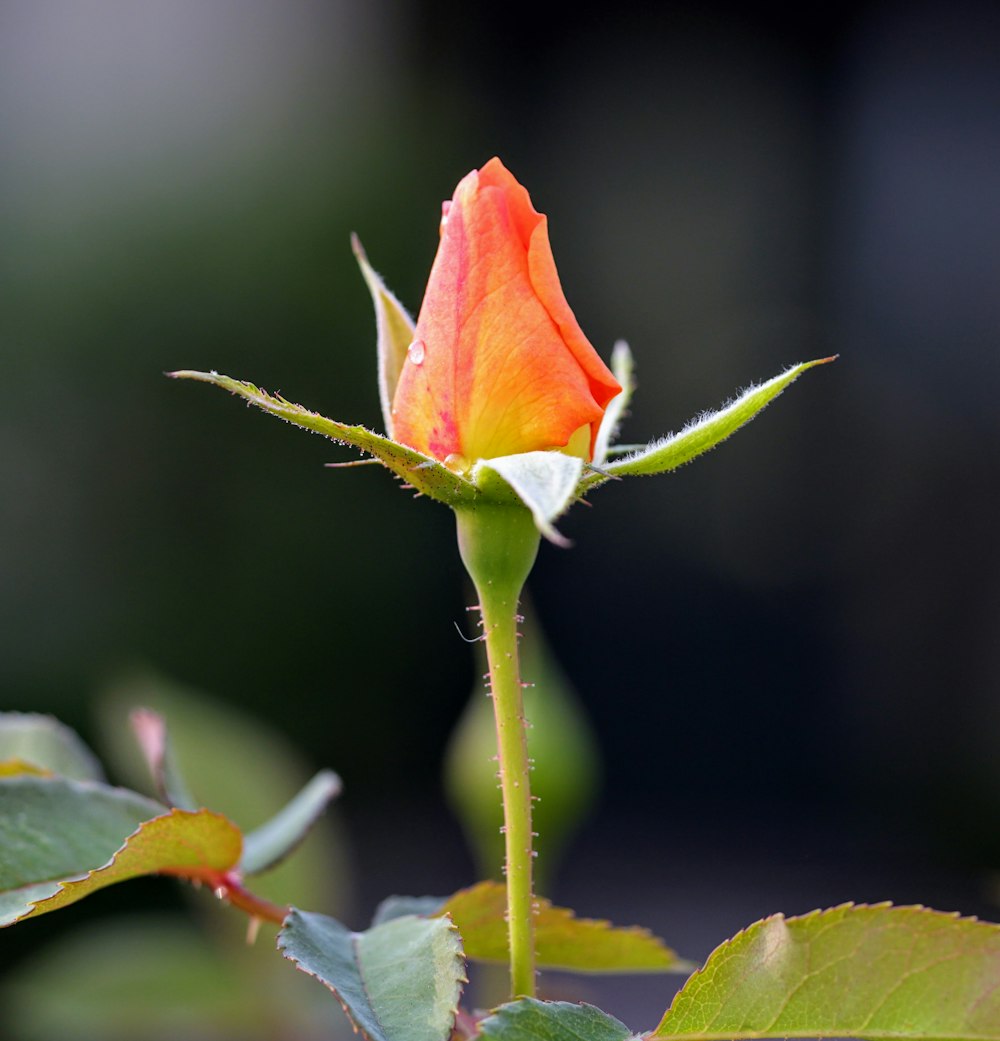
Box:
240;769;341;876
474;452;584;545
168;370;477;506
351;234;416;438
478;999;634;1041
592;339;635;466
651;903;1000;1040
278;910;466;1041
583;357;835;488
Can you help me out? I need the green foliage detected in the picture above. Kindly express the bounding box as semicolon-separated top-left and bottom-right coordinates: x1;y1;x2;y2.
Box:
0;696;344;931
278;910;466;1041
2;691;352;1041
0;775;163;925
0;712;105;782
0;774;240;926
6;712;1000;1041
99;673;350;914
478;1000;634;1041
240;770;342;875
652;904;1000;1041
440;881;690;974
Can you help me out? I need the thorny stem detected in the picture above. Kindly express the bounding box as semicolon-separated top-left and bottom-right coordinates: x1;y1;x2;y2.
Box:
479;578;536;997
455;504;540;1000
184;869;289;927
220;876;288;925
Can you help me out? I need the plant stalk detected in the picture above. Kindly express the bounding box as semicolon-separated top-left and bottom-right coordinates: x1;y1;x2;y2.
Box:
455;504;540;999
479;580;536;997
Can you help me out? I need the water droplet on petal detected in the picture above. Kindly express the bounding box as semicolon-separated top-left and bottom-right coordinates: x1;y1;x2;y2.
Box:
407;339;425;365
443;453;469;475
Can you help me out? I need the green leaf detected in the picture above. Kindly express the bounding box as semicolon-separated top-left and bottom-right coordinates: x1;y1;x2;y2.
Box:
592;339;635;467
129;707;198;810
439;881;690;974
478;999;634;1041
0;775;164;925
0;775;241;926
590;357;835;483
474;452;584;545
352;233;416;439
278;910;466;1041
651;903;1000;1041
99;673;351;917
0;712;104;782
371;894;448;926
240;769;342;875
168;369;477;507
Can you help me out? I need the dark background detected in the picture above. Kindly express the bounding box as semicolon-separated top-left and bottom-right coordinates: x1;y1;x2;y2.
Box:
2;0;999;1028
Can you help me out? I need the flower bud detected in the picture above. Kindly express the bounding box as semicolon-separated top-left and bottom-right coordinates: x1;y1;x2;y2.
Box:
392;158;621;466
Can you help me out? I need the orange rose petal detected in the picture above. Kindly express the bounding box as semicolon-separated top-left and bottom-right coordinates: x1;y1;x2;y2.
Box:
392;159;621;464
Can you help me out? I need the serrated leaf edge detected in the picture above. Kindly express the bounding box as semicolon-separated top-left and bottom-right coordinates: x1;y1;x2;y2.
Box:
277;911;467;1041
5;805;239;926
440;880;691;973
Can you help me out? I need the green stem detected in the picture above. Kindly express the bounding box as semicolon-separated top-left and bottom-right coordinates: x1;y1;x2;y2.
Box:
480;579;535;996
455;504;541;999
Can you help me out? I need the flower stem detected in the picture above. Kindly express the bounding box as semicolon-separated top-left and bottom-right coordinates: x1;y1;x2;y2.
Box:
480;578;536;996
455;504;540;999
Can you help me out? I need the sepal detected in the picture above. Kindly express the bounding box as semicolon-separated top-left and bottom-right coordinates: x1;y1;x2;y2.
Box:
168;370;477;506
351;234;416;438
474;452;584;546
583;357;835;487
592;340;635;467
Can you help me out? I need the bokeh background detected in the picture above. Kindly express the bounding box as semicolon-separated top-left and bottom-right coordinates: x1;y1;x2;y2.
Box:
2;0;999;1033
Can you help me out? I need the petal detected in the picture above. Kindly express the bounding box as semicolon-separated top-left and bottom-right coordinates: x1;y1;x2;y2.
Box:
392;159;621;463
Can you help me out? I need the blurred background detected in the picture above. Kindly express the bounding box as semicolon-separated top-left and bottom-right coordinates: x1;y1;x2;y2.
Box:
2;0;999;1033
